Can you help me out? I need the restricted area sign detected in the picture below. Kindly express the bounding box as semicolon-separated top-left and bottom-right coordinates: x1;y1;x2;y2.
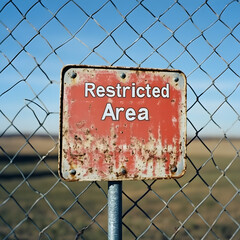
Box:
59;65;187;181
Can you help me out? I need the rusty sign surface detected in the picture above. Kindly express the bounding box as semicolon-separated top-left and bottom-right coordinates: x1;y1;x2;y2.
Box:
59;65;187;181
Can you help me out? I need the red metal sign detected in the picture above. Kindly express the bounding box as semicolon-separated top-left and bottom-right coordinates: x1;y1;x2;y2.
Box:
59;66;186;181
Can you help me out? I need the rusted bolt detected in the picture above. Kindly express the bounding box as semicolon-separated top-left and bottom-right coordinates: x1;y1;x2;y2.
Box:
121;167;127;175
170;165;177;173
120;73;126;79
70;169;76;175
71;72;77;78
174;77;179;83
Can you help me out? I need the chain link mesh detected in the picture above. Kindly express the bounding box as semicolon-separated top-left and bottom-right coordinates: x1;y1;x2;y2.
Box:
1;0;240;239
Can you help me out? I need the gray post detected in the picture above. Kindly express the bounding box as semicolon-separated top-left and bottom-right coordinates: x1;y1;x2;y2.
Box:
108;181;122;240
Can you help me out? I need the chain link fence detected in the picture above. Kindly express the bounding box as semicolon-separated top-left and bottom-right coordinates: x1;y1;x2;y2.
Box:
1;0;240;239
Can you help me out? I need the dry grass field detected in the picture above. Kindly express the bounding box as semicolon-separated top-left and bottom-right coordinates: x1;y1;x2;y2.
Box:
0;135;240;239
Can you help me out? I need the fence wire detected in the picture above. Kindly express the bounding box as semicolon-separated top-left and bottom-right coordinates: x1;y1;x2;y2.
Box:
1;0;240;239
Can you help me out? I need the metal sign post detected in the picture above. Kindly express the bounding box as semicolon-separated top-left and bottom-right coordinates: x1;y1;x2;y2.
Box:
108;181;122;240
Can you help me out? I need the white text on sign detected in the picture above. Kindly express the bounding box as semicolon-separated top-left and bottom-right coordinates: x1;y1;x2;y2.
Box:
84;82;170;121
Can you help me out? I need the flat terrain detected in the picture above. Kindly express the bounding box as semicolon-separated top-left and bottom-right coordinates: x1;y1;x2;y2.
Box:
0;135;240;239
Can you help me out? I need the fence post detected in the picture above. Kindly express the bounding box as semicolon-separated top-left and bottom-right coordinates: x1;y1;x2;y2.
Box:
108;181;122;240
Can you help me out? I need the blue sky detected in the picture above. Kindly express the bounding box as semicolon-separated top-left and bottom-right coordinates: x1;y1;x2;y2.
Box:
0;0;240;138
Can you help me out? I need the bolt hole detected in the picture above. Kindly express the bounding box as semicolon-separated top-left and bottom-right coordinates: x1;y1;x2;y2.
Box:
121;168;127;175
120;73;126;79
71;72;77;78
171;166;177;173
70;169;76;175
